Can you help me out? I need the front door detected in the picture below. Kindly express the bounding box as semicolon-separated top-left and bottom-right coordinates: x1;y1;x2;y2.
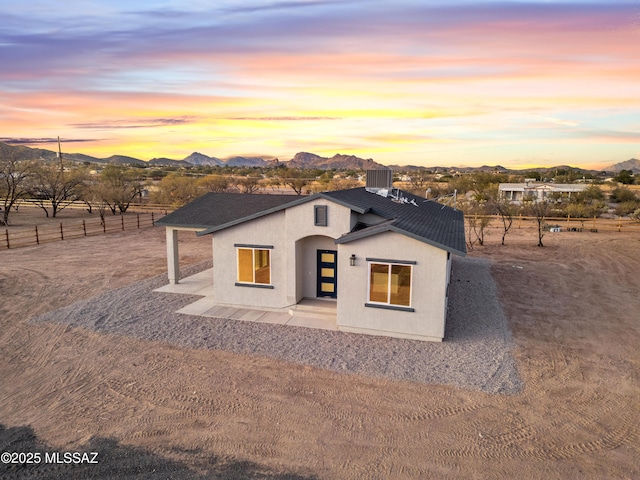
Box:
317;250;337;298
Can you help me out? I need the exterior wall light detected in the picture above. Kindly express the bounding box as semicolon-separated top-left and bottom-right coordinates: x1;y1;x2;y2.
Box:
350;254;356;266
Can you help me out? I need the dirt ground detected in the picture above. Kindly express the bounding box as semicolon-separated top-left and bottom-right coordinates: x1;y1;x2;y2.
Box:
0;209;638;479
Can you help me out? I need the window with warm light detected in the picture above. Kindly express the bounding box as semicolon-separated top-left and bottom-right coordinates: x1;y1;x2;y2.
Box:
237;248;271;285
368;262;412;307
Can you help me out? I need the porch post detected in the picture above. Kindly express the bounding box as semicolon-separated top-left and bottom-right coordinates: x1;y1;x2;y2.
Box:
166;228;179;284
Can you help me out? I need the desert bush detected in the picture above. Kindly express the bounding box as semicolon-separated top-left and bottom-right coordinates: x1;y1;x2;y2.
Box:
614;201;640;216
151;174;199;206
610;187;637;203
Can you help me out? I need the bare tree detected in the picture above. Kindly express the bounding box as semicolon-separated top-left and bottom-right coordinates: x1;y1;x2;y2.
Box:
0;153;32;225
198;174;230;193
81;182;111;225
99;165;142;214
528;200;551;247
234;176;262;194
462;199;491;247
491;198;516;246
280;168;311;195
26;163;85;217
408;170;432;194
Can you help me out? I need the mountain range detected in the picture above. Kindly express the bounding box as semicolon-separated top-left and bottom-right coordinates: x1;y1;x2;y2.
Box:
603;158;640;174
0;142;386;170
0;141;636;174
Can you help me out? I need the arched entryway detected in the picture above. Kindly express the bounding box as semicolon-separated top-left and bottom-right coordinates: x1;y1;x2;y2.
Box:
294;235;338;303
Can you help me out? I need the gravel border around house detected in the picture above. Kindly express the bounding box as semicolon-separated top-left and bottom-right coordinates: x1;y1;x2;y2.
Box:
33;256;523;395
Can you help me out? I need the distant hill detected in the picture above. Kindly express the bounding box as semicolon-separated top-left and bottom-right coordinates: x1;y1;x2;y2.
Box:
2;141;632;174
149;157;186;166
103;155;146;166
225;156;270;167
604;158;640;174
183;152;223;166
0;141;58;162
468;165;508;173
287;152;386;170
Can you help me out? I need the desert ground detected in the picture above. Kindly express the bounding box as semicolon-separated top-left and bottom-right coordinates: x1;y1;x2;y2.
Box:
0;208;638;479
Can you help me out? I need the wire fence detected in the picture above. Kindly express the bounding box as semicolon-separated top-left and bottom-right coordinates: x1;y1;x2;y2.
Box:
1;212;164;250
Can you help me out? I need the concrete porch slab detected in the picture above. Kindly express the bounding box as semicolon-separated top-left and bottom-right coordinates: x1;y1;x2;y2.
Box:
175;297;219;316
286;314;336;331
153;269;213;296
158;270;338;331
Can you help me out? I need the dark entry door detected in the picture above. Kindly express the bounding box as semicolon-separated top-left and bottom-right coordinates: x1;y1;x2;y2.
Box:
317;250;337;298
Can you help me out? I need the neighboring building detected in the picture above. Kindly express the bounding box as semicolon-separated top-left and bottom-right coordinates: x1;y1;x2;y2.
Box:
499;181;588;203
157;180;466;342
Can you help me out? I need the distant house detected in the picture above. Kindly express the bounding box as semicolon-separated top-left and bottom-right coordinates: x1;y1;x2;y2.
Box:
499;181;588;204
157;176;466;342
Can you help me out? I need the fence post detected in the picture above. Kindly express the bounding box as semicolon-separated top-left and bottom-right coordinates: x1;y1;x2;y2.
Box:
5;229;9;249
121;215;125;231
103;218;106;233
151;212;155;226
35;225;39;244
137;214;140;229
592;215;597;230
60;222;64;240
618;217;622;232
566;214;570;229
518;214;522;229
83;219;87;236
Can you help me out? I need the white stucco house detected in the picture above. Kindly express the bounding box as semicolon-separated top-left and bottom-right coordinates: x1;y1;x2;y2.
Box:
156;183;466;342
499;181;588;204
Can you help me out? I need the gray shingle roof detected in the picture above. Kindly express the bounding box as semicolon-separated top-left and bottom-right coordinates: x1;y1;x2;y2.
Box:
323;188;466;256
156;192;302;229
157;188;466;256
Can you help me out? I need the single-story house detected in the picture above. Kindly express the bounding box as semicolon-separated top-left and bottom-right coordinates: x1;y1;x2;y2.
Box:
156;183;466;342
499;181;588;203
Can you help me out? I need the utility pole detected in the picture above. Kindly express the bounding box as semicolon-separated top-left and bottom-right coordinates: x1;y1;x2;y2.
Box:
57;136;63;173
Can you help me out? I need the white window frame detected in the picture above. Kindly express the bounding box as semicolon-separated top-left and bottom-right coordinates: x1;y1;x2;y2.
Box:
366;261;413;308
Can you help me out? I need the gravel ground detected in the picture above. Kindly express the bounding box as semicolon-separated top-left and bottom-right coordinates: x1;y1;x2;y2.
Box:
33;256;522;395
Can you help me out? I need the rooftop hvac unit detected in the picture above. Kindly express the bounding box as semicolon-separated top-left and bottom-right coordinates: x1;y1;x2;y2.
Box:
365;169;392;190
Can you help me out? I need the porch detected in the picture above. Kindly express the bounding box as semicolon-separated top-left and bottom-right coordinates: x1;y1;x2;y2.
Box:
154;269;337;331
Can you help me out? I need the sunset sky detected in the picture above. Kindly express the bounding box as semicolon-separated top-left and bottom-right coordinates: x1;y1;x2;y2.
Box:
1;1;639;169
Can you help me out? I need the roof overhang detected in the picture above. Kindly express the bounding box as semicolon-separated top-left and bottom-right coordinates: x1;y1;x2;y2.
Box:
194;192;366;236
335;220;466;257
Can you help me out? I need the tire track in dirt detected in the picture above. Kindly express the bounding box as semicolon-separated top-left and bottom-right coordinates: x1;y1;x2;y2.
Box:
392;402;487;423
0;266;49;325
436;350;639;462
104;376;290;426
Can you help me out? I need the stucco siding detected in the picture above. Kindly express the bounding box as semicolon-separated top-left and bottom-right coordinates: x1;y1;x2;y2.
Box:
211;199;353;309
336;231;449;341
212;211;288;308
284;198;352;241
285;199;351;303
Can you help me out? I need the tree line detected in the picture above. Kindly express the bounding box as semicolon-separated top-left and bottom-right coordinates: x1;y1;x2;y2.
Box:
0;157;360;226
405;172;639;249
3;154;638;250
0;155;144;226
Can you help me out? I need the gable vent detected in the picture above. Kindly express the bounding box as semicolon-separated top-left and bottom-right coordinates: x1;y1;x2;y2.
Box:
314;205;328;226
